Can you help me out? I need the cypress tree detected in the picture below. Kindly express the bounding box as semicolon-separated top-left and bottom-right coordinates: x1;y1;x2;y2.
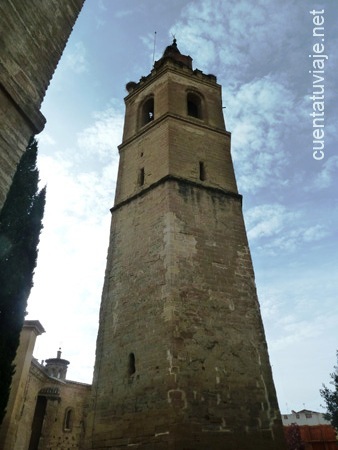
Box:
0;137;46;424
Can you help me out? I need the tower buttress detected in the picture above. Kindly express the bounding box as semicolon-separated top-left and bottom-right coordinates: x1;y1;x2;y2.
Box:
86;40;286;450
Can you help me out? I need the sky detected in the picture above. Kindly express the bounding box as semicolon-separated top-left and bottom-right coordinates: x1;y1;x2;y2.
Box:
26;0;338;415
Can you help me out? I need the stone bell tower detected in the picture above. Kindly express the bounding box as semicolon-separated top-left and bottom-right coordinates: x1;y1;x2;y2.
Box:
86;40;285;450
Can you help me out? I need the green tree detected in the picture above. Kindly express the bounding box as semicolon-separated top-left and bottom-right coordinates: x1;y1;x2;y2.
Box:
320;351;338;430
0;137;46;424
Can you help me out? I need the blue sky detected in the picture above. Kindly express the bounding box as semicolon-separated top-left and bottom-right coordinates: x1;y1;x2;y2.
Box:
26;0;338;414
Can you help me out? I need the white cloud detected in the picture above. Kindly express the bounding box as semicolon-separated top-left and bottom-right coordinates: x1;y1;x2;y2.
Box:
258;266;338;381
303;225;329;242
140;32;154;51
28;103;124;381
115;9;135;19
246;203;328;253
171;0;302;76
313;155;338;190
38;156;117;224
246;204;291;240
64;41;88;74
225;76;298;191
28;153;114;382
98;0;107;11
37;132;56;146
77;106;124;161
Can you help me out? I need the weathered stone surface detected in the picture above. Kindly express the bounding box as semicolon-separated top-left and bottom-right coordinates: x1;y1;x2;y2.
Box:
0;322;90;450
86;45;286;449
0;0;85;210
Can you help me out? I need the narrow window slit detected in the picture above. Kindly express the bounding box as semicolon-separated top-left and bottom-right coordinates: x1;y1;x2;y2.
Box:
139;168;145;186
128;353;136;376
199;161;205;181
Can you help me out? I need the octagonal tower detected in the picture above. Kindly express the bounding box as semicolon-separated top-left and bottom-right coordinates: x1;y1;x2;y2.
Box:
86;40;285;450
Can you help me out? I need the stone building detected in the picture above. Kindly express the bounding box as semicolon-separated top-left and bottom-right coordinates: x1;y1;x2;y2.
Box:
0;321;90;449
0;0;85;211
85;40;286;449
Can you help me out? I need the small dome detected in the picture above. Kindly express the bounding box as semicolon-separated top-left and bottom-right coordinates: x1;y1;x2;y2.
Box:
45;348;70;381
162;38;181;58
155;38;192;70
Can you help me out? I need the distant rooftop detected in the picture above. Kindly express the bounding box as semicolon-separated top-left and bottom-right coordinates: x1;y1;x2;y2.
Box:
282;409;330;426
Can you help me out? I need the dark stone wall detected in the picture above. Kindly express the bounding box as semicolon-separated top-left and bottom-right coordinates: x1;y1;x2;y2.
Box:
88;180;285;449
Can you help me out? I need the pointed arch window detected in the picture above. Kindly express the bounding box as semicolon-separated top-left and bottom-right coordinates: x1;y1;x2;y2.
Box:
140;96;154;127
187;92;203;119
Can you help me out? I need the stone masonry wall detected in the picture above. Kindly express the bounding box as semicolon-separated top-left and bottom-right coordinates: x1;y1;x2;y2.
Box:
88;179;285;449
1;359;90;450
38;380;90;450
